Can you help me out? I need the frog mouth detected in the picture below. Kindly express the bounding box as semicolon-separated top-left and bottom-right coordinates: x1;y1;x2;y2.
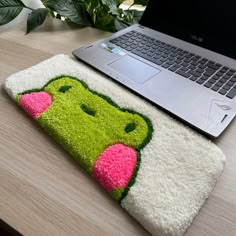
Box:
92;144;138;196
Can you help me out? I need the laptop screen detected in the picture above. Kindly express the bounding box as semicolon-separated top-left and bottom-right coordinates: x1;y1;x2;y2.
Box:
140;0;236;60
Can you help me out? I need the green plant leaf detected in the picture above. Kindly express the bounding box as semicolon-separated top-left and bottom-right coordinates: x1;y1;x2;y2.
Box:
46;0;92;26
93;7;116;32
26;8;48;34
0;0;26;26
84;0;99;21
133;0;149;6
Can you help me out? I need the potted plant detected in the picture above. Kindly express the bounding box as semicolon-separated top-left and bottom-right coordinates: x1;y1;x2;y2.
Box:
0;0;149;33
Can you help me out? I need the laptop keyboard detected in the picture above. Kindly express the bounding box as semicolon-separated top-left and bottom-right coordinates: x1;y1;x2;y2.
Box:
109;30;236;99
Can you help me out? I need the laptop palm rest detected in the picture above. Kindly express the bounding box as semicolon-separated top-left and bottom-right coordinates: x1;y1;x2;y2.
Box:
108;55;160;84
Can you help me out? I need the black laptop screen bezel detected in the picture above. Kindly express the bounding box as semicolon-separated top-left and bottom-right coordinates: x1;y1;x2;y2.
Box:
140;0;236;60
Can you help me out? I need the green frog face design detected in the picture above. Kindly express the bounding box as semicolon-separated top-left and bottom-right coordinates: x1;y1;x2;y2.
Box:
18;76;153;201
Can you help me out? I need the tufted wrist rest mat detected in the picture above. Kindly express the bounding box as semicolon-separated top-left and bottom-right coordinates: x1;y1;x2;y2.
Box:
4;54;225;236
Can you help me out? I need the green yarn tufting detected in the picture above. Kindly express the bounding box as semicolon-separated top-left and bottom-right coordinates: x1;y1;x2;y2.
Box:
111;188;124;201
80;104;96;116
125;122;137;133
119;152;141;203
18;75;153;202
58;85;72;93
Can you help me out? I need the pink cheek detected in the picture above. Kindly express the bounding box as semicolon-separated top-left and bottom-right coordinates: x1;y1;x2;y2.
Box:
93;144;137;192
19;91;52;119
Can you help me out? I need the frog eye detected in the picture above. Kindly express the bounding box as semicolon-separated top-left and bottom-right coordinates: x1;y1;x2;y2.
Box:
124;122;137;133
81;104;96;116
58;85;72;93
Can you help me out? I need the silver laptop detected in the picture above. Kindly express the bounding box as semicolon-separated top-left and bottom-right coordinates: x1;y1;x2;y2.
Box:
73;0;236;138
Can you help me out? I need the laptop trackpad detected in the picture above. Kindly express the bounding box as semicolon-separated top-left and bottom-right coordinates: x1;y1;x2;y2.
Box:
108;55;160;84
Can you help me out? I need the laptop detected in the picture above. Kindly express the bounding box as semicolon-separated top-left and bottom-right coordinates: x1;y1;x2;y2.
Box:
72;0;236;138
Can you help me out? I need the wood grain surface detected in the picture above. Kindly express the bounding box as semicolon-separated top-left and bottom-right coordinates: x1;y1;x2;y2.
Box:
0;19;236;236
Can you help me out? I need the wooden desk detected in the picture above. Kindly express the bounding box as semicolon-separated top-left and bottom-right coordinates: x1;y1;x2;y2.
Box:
0;20;236;236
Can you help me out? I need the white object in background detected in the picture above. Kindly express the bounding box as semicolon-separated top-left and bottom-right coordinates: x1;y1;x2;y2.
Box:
0;0;44;32
30;0;44;9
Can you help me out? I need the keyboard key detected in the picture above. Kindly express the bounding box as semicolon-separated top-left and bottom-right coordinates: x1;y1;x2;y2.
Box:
170;52;178;57
160;58;167;63
212;75;220;80
223;74;231;80
185;54;192;59
226;88;236;99
191;61;199;66
168;56;175;61
162;53;168;58
147;52;155;56
226;70;234;76
176;70;191;78
226;81;234;86
153;54;162;59
211;85;220;91
222;66;229;71
204;82;212;88
222;84;231;91
135;47;142;51
220;69;226;73
229;69;236;73
173;64;181;69
196;78;205;84
192;56;200;61
215;81;224;87
166;60;174;65
204;68;216;77
174;59;182;64
162;63;171;68
189;76;198;81
216;71;224;76
183;58;191;63
199;58;208;64
188;65;197;70
219;89;228;95
201;75;209;81
207;63;220;70
181;67;188;71
141;50;148;54
196;68;204;73
198;64;205;69
177;55;185;60
230;77;236;83
208;78;217;84
219;77;227;83
188;70;201;77
168;66;179;72
189;53;195;57
153;60;163;66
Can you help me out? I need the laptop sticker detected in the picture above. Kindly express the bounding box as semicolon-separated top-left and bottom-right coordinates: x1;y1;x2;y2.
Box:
100;43;125;55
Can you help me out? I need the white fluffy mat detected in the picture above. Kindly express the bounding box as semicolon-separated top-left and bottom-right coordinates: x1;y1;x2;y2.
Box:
4;54;225;236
